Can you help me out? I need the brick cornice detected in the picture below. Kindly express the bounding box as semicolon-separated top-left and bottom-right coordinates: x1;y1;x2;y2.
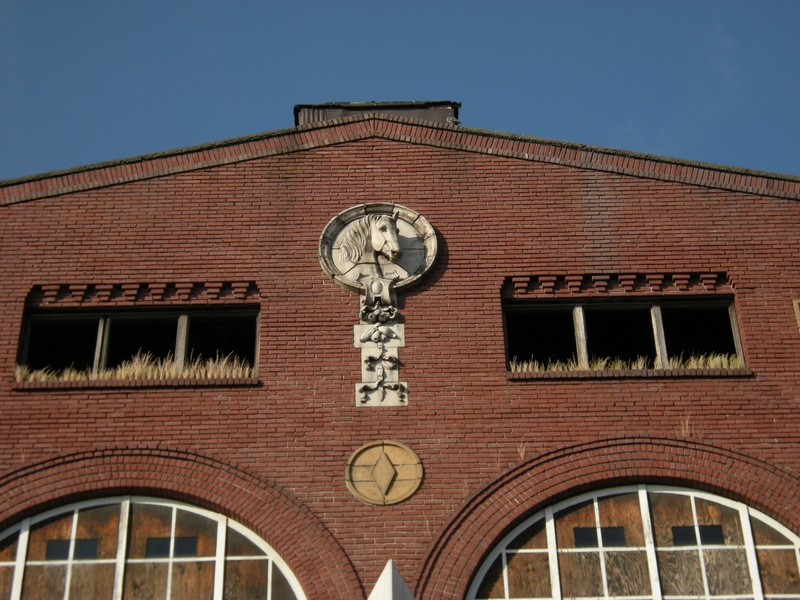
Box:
415;437;800;599
2;114;799;205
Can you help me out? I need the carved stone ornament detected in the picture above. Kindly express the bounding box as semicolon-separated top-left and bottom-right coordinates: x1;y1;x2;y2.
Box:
319;203;437;296
319;204;437;407
345;441;424;506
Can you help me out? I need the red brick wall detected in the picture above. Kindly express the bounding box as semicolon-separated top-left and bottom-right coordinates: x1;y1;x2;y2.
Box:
2;129;800;597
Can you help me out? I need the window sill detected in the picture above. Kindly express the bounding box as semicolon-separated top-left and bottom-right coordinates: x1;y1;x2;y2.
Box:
508;368;754;381
13;377;261;391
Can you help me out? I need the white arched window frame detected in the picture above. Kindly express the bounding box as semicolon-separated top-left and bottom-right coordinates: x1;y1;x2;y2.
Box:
468;484;800;600
0;496;305;600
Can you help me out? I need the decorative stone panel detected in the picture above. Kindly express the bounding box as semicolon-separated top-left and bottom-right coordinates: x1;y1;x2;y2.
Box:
319;203;437;407
344;441;423;506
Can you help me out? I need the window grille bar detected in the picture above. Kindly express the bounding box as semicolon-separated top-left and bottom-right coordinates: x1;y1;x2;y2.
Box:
112;498;130;600
573;306;589;368
175;314;189;368
166;506;177;600
213;519;227;600
650;305;669;368
62;510;79;600
689;497;712;598
593;498;610;599
638;486;663;600
98;317;111;373
739;505;764;600
729;304;745;361
268;557;274;600
10;519;30;600
92;318;107;374
545;507;561;599
500;550;510;599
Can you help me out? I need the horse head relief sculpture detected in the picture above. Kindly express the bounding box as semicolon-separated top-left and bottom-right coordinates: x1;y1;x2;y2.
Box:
338;212;404;275
319;204;437;406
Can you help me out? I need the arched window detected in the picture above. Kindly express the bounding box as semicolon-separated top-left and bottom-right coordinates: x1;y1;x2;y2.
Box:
0;497;305;600
469;485;800;599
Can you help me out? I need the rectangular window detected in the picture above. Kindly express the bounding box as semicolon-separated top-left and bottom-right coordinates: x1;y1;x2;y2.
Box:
504;298;743;372
583;305;656;366
17;307;258;382
105;315;179;369
24;316;100;372
505;306;576;366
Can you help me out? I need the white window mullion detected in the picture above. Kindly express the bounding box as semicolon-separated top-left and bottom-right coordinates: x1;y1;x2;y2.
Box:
593;498;610;599
112;498;130;600
166;506;177;600
10;518;30;600
796;547;800;597
267;558;273;600
690;497;711;599
739;505;764;600
499;551;510;600
545;507;561;599
62;510;79;600
213;518;227;600
638;487;663;600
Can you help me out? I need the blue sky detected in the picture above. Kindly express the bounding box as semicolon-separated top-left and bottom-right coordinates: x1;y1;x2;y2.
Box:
1;1;799;180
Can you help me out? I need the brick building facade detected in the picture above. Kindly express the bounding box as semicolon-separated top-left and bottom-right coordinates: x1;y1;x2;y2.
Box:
2;102;800;599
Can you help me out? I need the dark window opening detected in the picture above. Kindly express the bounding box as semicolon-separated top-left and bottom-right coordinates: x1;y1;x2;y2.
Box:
187;313;257;364
504;307;575;365
145;536;198;558
105;316;178;368
698;524;725;545
23;317;99;371
672;526;696;546
73;539;99;560
584;306;655;365
42;537;98;561
672;524;725;546
600;526;626;547
503;298;741;372
661;304;737;358
145;537;171;558
45;540;70;560
17;307;258;380
0;533;17;555
574;527;598;548
173;536;198;558
573;526;626;548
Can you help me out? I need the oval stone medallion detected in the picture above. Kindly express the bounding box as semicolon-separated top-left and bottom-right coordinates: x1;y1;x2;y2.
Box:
345;441;423;505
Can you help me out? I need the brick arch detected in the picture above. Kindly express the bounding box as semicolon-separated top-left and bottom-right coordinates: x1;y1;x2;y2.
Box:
415;437;800;599
0;447;362;599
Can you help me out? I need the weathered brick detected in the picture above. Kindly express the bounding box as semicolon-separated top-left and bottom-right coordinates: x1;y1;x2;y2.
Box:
1;113;800;598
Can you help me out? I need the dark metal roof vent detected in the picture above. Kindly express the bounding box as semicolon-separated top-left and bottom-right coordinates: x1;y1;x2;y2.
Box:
294;101;461;127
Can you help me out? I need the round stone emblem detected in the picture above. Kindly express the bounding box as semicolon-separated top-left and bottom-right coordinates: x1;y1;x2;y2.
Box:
319;203;437;294
345;441;424;505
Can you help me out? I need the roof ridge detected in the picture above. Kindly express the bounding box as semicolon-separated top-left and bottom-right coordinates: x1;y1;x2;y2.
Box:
2;113;799;205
